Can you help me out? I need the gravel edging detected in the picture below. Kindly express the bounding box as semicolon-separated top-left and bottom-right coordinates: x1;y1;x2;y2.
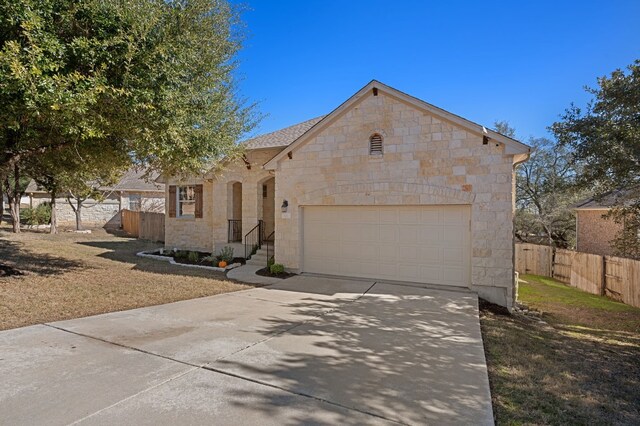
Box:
136;250;241;272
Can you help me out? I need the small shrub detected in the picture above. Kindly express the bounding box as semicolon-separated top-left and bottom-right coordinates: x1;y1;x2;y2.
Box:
267;257;275;268
217;246;234;263
201;255;217;265
187;251;199;263
270;263;285;274
20;208;34;223
20;203;51;225
174;250;189;259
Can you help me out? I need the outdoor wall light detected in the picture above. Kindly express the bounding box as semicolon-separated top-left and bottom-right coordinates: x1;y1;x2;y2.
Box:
281;200;289;213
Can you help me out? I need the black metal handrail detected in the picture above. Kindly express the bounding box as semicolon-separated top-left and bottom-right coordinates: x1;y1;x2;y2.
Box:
244;220;263;259
265;231;275;267
228;219;242;242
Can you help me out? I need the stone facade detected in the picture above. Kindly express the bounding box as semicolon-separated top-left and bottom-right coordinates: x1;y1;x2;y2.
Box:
163;149;279;253
162;83;528;309
270;92;519;308
164;179;213;252
576;209;623;256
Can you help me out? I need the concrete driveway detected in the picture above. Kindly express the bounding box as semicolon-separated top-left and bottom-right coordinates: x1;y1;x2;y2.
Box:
0;276;493;425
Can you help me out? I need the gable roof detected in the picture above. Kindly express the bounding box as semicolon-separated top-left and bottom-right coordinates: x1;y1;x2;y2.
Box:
243;116;325;150
110;168;163;192
574;188;638;210
264;80;530;170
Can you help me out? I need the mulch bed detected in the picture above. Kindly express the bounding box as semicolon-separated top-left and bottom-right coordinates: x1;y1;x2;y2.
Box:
0;264;25;277
156;251;246;267
256;267;296;279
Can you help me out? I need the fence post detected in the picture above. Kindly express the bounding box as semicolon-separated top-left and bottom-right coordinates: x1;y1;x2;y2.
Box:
601;256;607;296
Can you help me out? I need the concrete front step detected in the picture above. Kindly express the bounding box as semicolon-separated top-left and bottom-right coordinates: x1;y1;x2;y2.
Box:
245;245;274;266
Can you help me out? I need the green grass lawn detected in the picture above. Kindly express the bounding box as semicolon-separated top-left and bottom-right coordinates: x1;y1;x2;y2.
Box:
481;274;640;425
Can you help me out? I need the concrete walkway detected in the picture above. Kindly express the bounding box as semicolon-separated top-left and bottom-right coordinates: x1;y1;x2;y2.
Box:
226;263;282;285
0;276;493;425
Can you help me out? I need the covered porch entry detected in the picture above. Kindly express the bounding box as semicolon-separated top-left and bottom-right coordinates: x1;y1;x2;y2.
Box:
225;176;275;261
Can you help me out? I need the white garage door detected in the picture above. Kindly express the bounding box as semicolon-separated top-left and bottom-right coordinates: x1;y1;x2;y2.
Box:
302;205;471;287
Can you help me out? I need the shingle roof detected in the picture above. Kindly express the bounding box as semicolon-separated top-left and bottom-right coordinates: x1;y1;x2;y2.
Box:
574;188;638;209
243;116;324;150
110;168;163;192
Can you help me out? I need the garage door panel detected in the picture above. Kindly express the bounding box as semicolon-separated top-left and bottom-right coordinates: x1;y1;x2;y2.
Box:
303;206;470;287
379;209;398;223
398;246;419;262
420;265;443;283
443;247;464;264
421;209;441;222
379;245;399;260
417;227;442;244
418;246;441;263
398;226;418;243
397;264;420;281
443;267;465;283
399;209;420;224
443;208;467;225
379;225;398;242
442;226;466;244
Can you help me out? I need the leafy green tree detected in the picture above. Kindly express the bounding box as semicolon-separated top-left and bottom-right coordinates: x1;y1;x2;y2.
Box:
552;60;640;256
1;0;255;231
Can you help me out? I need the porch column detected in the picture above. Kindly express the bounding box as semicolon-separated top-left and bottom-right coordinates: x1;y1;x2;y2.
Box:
242;178;260;238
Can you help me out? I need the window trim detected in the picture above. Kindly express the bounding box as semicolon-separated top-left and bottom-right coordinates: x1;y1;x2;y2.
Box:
177;185;197;218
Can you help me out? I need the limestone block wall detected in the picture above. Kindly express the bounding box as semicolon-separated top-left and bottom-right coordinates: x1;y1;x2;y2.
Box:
31;193;120;226
576;209;623;256
164;149;281;253
164;179;214;252
273;91;517;308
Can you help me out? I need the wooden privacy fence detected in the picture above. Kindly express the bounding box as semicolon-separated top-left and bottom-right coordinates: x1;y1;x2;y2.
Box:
515;243;640;308
121;209;165;243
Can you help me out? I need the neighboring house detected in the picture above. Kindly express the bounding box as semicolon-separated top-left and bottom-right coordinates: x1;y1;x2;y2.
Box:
160;80;530;309
25;168;165;228
574;192;631;256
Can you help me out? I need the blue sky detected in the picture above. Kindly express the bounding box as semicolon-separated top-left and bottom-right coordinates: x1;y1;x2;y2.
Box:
234;1;640;142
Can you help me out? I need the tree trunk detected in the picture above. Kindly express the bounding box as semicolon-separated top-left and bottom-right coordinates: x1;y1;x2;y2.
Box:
5;163;23;233
50;194;57;234
0;182;4;226
75;202;83;231
9;199;20;233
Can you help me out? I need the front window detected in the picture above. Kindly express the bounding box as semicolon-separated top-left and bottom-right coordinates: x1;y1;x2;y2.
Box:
178;186;196;217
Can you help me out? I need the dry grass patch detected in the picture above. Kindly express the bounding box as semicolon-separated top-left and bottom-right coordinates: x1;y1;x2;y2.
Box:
481;275;640;425
0;226;256;330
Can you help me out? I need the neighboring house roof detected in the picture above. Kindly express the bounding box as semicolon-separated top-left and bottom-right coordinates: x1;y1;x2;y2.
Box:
110;168;163;192
264;80;531;170
25;180;41;193
25;167;164;194
242;116;325;150
574;189;638;210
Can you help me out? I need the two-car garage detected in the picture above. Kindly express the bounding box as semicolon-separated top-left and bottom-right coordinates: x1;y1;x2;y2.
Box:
301;205;471;287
